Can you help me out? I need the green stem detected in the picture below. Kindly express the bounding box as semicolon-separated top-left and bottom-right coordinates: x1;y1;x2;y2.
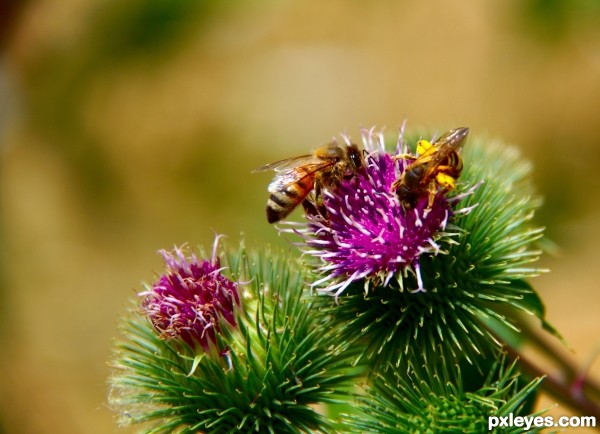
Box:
504;344;600;423
518;319;600;403
485;324;600;422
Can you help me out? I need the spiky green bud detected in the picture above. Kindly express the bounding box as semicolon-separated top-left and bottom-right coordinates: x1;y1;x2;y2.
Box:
109;246;355;433
344;357;545;434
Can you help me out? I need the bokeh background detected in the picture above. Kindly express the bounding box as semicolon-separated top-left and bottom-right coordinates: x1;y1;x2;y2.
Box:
1;0;599;432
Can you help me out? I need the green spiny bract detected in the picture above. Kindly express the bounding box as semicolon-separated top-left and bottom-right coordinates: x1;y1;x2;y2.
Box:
343;357;545;434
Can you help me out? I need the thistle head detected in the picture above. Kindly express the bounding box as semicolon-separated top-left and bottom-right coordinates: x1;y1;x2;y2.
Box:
139;236;240;351
110;246;355;433
281;125;547;369
282;126;474;296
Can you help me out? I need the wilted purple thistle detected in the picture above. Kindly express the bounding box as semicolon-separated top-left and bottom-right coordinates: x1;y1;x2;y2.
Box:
139;236;240;351
280;126;476;297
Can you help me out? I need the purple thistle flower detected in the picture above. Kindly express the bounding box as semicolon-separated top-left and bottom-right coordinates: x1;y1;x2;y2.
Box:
280;126;476;297
139;236;240;351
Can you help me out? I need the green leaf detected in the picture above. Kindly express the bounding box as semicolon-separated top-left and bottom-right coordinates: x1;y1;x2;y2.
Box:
520;283;566;344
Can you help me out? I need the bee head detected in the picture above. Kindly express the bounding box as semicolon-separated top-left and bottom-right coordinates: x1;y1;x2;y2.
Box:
346;144;365;171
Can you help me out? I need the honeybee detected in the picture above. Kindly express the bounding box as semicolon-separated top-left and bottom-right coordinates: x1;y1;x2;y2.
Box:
392;127;469;210
253;143;365;223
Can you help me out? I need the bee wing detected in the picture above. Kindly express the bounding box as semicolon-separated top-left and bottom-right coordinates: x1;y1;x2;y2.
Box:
422;129;468;177
405;151;436;170
252;154;320;173
432;127;468;153
267;161;334;193
420;157;446;180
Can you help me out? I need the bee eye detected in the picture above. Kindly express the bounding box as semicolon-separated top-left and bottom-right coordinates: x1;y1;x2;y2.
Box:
347;148;364;169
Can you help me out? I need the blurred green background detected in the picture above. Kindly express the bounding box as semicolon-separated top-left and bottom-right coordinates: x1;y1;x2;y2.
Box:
1;0;599;432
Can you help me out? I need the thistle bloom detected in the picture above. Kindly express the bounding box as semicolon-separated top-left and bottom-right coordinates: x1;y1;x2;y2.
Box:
139;236;240;350
282;126;476;296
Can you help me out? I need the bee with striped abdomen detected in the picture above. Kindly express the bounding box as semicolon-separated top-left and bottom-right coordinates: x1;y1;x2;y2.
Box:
254;143;365;223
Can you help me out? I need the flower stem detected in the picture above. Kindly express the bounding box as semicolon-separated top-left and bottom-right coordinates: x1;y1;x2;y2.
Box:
487;323;600;421
518;319;600;403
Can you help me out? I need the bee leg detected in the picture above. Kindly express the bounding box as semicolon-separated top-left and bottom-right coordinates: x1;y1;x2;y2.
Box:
302;197;319;217
394;139;435;161
313;182;329;218
427;180;437;209
390;177;400;194
435;172;456;190
392;153;417;161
